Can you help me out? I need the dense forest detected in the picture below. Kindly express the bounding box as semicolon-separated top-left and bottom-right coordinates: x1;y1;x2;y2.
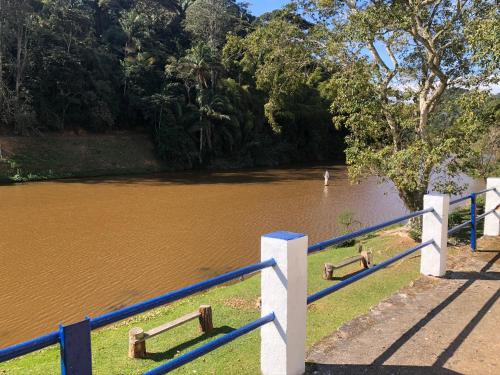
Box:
0;0;498;210
0;0;344;169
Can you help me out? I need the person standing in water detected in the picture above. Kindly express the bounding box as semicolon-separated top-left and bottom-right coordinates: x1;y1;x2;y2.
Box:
324;170;330;186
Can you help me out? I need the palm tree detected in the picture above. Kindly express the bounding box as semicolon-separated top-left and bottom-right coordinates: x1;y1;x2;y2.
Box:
167;43;229;163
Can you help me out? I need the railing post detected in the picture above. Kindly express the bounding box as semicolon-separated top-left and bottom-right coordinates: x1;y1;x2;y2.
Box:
59;318;92;375
421;194;449;277
261;231;308;375
484;177;500;236
470;192;477;251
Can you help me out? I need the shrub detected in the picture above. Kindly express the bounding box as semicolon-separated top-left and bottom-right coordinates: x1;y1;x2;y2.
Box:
335;210;361;247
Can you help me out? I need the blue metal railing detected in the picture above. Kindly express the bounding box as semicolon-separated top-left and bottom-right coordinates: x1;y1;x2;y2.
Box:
0;331;60;363
478;207;498;221
306;205;435;306
449;195;472;205
448;220;472;235
307;187;498;305
1;187;498;374
0;259;276;365
308;208;433;253
448;187;497;251
145;313;275;375
470;193;477;250
90;258;276;329
308;240;434;304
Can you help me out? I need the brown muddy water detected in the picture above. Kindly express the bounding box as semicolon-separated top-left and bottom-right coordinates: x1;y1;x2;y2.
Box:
0;166;483;347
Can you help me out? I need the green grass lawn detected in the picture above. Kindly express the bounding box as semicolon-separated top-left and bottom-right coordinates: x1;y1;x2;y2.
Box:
0;232;421;375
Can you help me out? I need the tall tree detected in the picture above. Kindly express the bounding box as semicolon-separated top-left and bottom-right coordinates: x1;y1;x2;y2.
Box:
224;11;318;133
184;0;248;53
298;0;499;211
0;0;39;132
166;43;230;163
222;8;341;162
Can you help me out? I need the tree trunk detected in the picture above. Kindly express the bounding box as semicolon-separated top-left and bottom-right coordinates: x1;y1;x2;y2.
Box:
14;12;30;103
398;186;426;237
0;0;4;91
199;127;204;164
0;48;3;90
93;0;105;36
15;28;22;99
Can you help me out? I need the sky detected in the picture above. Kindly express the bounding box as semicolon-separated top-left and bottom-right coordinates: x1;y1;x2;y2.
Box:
249;0;289;16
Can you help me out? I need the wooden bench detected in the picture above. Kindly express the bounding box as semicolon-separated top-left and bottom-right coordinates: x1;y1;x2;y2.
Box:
128;305;213;359
323;246;373;280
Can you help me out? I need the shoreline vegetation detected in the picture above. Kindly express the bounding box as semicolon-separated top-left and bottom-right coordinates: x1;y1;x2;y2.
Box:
0;230;423;374
0;134;164;183
0;134;344;184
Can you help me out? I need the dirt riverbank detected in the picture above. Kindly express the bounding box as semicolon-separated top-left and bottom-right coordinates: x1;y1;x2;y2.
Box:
0;133;163;181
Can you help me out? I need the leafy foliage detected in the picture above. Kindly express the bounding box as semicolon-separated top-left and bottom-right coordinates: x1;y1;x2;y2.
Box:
0;0;496;181
296;0;499;211
0;0;342;168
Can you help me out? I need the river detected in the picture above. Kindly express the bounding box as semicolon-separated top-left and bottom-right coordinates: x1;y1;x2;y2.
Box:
0;166;483;347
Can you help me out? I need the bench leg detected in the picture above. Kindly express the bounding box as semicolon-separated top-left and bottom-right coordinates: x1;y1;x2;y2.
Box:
128;328;146;359
323;263;334;280
199;305;213;333
361;251;373;269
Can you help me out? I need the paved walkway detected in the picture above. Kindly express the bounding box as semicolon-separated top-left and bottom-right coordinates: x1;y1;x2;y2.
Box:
306;237;500;375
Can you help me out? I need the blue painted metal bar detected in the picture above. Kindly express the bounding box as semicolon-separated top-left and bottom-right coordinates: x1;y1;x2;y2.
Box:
144;313;276;375
450;188;495;206
450;195;472;205
470;193;477;251
59;319;92;375
475;187;495;196
0;331;59;362
308;208;434;253
90;259;276;329
0;259;276;363
307;240;433;305
448;220;472;235
477;207;498;221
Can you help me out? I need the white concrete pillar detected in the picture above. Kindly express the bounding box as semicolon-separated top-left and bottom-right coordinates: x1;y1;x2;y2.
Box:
421;194;449;277
261;231;308;375
484;177;500;236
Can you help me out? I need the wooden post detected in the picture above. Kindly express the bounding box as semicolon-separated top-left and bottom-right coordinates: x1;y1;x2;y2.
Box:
199;305;213;333
360;250;373;269
128;328;146;359
323;263;334;280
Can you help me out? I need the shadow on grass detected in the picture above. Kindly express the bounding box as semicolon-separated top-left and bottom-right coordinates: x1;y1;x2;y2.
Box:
145;325;235;362
329;254;421;281
331;268;367;281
